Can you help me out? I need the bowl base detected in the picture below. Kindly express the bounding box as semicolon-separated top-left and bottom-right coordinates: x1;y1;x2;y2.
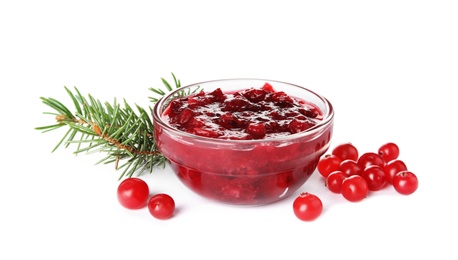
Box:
170;160;318;206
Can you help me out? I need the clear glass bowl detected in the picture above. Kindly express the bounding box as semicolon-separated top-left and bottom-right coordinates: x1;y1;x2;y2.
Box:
152;79;334;205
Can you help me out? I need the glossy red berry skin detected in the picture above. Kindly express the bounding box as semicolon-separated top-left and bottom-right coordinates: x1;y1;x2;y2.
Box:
148;193;176;220
341;175;369;202
360;165;386;191
339;159;363;176
393;171;418;195
384;159;408;184
378;142;400;163
332;143;359;161
293;192;323;221
357;152;385;169
317;154;342;178
326;171;347;194
117;178;150;210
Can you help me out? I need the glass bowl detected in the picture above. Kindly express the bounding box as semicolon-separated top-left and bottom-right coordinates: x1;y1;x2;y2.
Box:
152;78;334;205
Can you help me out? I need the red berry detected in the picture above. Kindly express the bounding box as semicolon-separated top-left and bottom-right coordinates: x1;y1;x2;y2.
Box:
339;159;363;176
117;178;150;210
378;142;400;163
360;165;387;191
384;159;407;184
148;193;176;220
357;152;385;169
293;192;323;221
332;143;359;161
393;171;418;195
317;154;342;178
341;175;369;202
325;170;347;193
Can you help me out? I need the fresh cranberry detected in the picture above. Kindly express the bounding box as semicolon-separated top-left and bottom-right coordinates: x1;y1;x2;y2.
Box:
332;143;359;161
339;159;363;176
341;175;369;202
357;152;385;169
317;154;342;178
325;170;347;193
378;142;400;163
384;159;408;184
360;165;387;191
392;171;418;195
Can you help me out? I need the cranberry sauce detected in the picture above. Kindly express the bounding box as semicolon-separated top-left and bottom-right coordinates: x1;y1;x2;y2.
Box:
162;83;323;140
154;81;333;205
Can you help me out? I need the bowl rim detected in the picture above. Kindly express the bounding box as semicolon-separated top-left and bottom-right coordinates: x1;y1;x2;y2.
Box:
152;78;334;144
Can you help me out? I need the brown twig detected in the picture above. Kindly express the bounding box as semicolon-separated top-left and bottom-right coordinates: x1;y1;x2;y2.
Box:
56;114;159;157
91;124;159;156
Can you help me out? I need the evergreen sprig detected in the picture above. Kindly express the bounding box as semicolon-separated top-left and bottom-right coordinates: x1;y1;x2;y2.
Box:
35;73;184;180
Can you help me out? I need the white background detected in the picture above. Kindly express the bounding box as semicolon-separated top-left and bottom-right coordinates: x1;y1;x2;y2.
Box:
1;0;457;259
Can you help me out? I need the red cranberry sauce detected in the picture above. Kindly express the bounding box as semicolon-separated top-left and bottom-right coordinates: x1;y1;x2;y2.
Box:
163;83;324;140
155;82;333;205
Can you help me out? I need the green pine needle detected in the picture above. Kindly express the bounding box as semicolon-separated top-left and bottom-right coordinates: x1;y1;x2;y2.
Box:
35;73;186;180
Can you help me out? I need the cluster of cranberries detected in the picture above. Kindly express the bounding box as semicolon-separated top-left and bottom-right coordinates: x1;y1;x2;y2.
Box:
118;142;418;222
293;142;418;221
117;178;175;220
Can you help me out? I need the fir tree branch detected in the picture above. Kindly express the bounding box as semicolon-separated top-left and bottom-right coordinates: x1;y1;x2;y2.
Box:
35;73;184;179
148;73;201;103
